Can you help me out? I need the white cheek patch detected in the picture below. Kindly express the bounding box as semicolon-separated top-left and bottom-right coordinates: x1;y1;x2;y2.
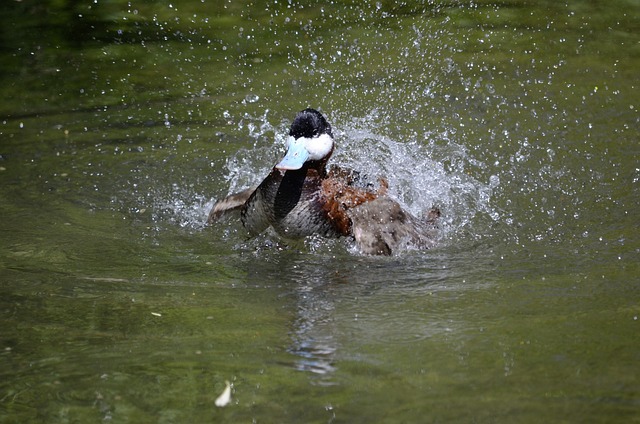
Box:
304;133;333;161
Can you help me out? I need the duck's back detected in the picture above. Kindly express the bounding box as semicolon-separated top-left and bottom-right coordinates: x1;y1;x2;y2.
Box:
349;197;440;255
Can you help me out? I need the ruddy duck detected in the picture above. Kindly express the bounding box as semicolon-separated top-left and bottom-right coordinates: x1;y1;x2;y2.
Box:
208;108;439;255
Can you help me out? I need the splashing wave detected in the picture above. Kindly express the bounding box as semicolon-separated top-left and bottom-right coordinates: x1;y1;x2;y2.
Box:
210;110;500;248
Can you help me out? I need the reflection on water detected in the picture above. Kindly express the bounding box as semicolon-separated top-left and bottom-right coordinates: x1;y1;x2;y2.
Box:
1;0;639;422
290;280;339;377
242;253;344;379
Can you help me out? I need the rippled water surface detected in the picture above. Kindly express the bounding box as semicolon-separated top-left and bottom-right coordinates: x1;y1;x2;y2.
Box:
1;0;639;422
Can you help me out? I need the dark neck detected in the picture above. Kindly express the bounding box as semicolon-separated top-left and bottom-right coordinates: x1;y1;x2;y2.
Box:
301;159;328;178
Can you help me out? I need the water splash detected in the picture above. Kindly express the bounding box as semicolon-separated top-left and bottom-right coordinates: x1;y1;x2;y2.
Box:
150;183;214;231
213;109;498;249
333;113;498;242
144;106;500;250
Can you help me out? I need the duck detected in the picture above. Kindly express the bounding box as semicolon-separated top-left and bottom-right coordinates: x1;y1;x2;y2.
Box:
208;108;439;255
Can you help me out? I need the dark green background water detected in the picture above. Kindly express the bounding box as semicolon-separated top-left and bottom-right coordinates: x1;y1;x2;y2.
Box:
1;0;638;422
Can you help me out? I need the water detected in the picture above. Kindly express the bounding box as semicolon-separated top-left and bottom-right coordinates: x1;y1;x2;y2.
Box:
1;0;639;422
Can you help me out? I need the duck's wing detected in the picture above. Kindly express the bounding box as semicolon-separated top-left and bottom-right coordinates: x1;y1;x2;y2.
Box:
348;197;438;255
240;185;273;236
207;186;258;224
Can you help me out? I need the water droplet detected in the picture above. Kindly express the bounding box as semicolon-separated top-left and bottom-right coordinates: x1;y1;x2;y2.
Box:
243;94;260;104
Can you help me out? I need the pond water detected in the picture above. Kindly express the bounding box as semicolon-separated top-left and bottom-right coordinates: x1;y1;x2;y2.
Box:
1;0;638;422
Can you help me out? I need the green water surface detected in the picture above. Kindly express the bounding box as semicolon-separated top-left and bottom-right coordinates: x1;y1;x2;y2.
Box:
1;0;639;422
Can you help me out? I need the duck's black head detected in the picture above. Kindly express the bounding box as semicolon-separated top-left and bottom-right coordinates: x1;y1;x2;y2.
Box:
276;108;335;171
289;108;333;139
